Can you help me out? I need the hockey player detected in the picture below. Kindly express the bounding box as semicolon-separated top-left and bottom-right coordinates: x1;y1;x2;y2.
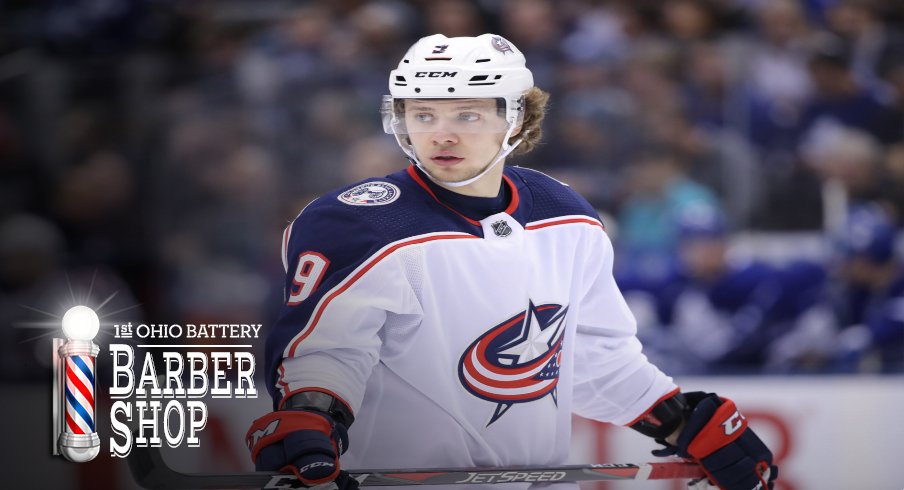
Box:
246;34;777;490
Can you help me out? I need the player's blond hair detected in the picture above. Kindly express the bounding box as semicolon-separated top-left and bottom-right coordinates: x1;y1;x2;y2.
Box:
510;87;550;155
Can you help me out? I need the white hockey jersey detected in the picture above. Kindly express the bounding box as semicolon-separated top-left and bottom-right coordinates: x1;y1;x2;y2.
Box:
265;165;676;472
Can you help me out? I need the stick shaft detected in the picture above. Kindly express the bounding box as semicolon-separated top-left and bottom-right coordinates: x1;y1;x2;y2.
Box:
128;445;703;489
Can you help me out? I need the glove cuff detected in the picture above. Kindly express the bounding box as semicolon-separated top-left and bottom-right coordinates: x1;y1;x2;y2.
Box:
282;389;355;429
629;389;688;440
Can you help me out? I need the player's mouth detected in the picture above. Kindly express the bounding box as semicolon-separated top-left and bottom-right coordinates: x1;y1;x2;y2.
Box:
431;153;464;167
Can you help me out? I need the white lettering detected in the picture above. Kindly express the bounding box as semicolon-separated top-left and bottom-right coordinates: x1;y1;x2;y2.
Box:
109;344;134;398
722;410;746;435
135;400;162;447
210;352;232;397
136;352;160;397
161;352;185;397
109;401;132;457
186;401;207;447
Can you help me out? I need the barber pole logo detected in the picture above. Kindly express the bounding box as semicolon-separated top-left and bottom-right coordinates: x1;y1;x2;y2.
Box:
66;355;96;434
491;220;512;238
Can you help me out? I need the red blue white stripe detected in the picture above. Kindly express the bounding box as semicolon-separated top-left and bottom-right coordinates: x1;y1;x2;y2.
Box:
65;355;95;434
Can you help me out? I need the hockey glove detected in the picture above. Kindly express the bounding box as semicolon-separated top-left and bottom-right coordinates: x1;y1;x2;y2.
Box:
653;392;777;490
246;409;357;489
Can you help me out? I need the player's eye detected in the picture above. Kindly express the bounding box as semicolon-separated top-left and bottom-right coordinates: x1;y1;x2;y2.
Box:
414;113;434;123
458;112;481;122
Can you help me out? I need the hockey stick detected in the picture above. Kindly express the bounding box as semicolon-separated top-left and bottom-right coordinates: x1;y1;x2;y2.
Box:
128;443;704;489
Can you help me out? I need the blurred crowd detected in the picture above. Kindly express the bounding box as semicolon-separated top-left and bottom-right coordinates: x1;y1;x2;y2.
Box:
1;0;902;378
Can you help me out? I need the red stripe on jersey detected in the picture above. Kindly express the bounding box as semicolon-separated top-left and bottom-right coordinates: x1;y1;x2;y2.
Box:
525;217;604;231
465;337;563;388
462;304;561;376
407;166;480;226
502;174;520;215
462;372;558;401
406;166;522;226
281;224;292;269
286;233;478;357
474;327;562;377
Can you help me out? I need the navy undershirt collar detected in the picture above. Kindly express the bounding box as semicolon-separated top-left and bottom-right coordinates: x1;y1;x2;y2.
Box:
415;167;510;221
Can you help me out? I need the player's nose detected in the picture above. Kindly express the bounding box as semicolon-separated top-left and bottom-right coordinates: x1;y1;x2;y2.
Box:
430;130;459;145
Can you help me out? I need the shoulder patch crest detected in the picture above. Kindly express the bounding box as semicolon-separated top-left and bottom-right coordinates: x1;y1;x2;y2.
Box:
338;182;401;206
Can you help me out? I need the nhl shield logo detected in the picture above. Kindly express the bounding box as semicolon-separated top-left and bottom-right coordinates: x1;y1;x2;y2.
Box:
491;220;512;237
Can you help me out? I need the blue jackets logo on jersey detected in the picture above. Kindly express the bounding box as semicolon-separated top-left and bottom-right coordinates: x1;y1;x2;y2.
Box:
458;301;567;426
338;182;400;206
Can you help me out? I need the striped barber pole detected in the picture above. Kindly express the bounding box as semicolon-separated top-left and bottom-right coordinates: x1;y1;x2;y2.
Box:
65;354;96;434
54;338;100;462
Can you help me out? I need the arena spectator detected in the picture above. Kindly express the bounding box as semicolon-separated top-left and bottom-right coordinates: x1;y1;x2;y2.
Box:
830;203;904;372
614;145;720;283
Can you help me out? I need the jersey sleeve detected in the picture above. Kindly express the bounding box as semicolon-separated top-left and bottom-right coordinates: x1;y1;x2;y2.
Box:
265;199;421;413
570;226;677;426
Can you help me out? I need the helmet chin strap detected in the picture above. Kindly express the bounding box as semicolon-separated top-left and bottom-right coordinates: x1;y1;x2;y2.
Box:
401;123;525;189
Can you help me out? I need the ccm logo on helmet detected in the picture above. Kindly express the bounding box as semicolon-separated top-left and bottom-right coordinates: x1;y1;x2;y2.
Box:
415;71;458;78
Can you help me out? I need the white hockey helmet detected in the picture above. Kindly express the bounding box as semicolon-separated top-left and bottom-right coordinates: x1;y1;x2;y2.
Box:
381;34;535;186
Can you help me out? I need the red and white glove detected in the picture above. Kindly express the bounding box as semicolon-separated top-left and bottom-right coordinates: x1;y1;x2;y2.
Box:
654;392;777;490
246;409;355;488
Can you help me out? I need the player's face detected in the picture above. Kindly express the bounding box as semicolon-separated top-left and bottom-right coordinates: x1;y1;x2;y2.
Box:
403;99;509;194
